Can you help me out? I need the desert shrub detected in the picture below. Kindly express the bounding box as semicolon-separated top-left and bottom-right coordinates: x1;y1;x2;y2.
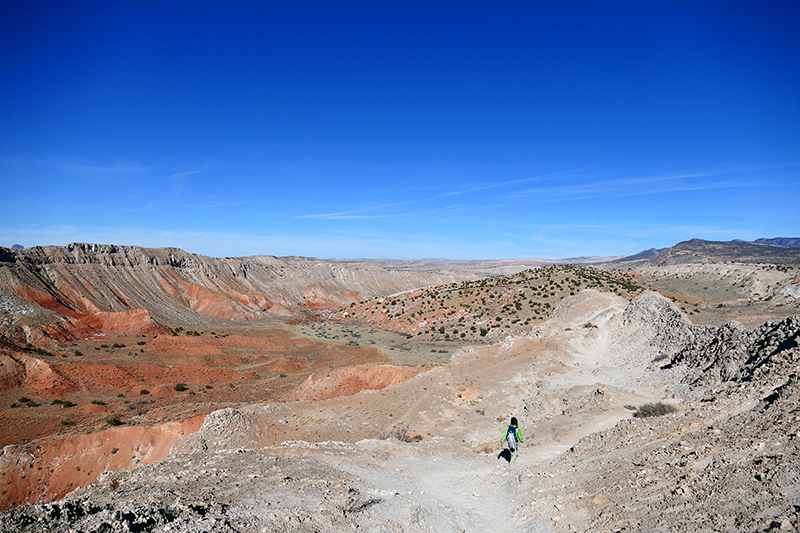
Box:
74;350;83;356
91;400;106;405
136;341;146;346
139;389;150;395
480;328;488;337
381;424;422;443
107;417;123;426
632;402;677;418
174;383;188;392
112;343;125;348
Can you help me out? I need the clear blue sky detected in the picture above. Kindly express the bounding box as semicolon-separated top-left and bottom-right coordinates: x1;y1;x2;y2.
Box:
2;1;798;259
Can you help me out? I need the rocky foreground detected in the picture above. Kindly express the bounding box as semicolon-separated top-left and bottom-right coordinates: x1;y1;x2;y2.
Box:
1;290;797;532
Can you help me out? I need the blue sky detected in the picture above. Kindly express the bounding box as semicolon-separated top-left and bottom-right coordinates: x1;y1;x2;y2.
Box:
2;1;798;259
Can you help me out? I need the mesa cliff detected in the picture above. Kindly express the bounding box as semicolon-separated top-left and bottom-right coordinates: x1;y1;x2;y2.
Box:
0;243;477;345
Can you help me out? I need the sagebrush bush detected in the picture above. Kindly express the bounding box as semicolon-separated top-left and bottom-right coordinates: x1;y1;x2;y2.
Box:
379;424;423;443
633;402;677;418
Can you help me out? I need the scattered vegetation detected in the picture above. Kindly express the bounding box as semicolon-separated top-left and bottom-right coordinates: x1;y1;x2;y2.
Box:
631;402;678;418
106;417;124;426
174;383;188;392
339;264;643;343
25;344;52;356
11;397;41;408
379;424;423;443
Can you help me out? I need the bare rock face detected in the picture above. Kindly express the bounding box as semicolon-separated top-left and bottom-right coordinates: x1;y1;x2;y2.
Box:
0;355;24;391
667;315;800;385
609;290;695;363
287;364;429;401
0;244;478;339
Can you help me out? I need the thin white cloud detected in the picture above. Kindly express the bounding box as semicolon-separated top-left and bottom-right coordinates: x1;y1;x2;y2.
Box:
294;170;581;220
295;201;409;219
126;202;154;212
43;157;150;175
167;171;202;195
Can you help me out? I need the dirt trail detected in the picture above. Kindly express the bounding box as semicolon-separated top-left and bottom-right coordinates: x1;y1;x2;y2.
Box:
341;440;520;531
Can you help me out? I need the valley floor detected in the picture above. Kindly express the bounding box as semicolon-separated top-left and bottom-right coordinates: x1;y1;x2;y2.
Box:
1;286;799;532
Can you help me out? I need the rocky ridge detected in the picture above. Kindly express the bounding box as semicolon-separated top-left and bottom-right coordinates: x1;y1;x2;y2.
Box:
633;239;800;266
0;244;478;345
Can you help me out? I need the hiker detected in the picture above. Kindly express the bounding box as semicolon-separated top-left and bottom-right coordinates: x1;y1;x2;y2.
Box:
501;417;523;464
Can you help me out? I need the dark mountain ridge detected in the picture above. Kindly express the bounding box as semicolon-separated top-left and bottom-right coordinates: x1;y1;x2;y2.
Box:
616;238;800;266
755;237;800;248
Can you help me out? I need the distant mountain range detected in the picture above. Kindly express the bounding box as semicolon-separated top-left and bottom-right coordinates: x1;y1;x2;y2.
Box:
753;237;800;248
615;238;800;266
